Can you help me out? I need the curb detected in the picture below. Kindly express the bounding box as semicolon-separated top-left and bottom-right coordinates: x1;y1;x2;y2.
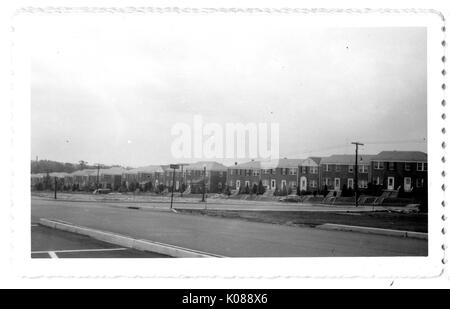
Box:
316;223;428;240
39;218;225;258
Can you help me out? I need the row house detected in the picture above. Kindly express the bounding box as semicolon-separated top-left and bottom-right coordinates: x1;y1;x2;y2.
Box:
227;160;262;191
70;169;98;188
160;165;184;190
184;161;228;193
298;157;321;192
370;151;427;192
123;165;165;187
227;158;305;192
320;154;374;191
98;167;128;190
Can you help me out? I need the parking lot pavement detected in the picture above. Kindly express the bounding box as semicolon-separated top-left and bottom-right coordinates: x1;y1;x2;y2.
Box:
31;223;171;258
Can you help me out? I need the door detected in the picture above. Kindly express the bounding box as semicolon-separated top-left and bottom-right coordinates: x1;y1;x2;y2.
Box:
387;177;395;190
334;178;341;190
271;179;276;190
300;176;307;191
404;177;411;192
236;180;241;190
347;178;354;189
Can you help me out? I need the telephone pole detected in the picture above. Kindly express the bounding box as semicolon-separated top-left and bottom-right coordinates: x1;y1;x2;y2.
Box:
351;142;364;207
95;163;102;189
54;177;57;200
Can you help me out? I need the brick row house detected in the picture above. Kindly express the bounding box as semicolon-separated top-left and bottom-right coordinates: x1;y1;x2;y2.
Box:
320;154;374;191
227;158;306;193
370;151;427;192
123;165;165;188
184;161;228;194
298;157;321;192
31;151;428;196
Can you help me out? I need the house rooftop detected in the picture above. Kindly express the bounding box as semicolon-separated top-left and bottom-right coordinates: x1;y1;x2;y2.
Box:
99;166;128;175
185;161;228;172
125;165;164;174
230;158;305;169
70;169;98;176
231;160;262;169
371;151;427;162
320;154;375;165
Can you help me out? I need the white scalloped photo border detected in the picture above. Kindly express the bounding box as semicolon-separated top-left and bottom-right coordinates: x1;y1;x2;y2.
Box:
8;8;447;283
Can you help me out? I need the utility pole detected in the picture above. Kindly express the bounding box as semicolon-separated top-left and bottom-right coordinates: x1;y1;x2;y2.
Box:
54;177;57;200
202;165;207;203
178;164;188;197
95;163;101;190
351;142;364;207
169;164;179;210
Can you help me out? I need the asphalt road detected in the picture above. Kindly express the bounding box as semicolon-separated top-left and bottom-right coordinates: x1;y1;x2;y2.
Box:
31;223;170;258
32;195;388;213
31;198;428;257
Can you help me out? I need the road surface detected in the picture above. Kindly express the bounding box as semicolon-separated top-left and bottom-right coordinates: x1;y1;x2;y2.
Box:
31;198;427;257
31;223;170;258
32;195;390;212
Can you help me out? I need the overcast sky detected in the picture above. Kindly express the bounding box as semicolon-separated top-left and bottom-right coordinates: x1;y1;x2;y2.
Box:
30;15;427;167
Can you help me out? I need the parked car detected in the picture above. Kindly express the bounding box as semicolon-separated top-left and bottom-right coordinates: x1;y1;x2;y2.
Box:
279;194;301;203
93;188;112;194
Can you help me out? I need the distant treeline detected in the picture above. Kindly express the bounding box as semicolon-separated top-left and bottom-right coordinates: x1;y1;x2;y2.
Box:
31;160;112;174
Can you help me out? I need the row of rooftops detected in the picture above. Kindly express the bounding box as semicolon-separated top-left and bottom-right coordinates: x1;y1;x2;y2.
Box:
31;151;427;178
231;151;427;169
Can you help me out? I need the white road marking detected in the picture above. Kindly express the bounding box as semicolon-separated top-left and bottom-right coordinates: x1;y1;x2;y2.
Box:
48;251;59;259
31;248;127;254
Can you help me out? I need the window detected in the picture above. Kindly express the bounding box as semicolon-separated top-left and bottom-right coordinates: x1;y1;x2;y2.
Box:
281;168;287;175
335;165;341;172
301;166;307;174
358;180;368;188
358;165;368;173
229;170;233;175
263;169;270;174
388;162;395;171
289;181;297;188
262;180;269;187
347;178;354;189
334;178;340;189
253;170;260;176
219;172;223;177
416;178;424;188
348;165;354;173
404;163;411;171
325;164;330;172
310;180;317;188
374;161;384;170
289;168;297;175
310;166;318;174
417;162;427;171
373;177;381;185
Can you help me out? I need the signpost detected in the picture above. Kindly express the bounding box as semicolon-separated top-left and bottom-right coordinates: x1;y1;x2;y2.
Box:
169;164;179;210
351;142;364;207
54;177;57;200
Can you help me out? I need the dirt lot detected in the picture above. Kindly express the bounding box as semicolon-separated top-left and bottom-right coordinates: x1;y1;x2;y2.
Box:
177;209;428;233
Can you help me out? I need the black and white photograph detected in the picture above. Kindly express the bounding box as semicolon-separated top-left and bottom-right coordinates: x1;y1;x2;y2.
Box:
3;5;448;288
26;14;431;260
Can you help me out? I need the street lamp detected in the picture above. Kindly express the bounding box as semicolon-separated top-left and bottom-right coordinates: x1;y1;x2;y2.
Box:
201;164;207;203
